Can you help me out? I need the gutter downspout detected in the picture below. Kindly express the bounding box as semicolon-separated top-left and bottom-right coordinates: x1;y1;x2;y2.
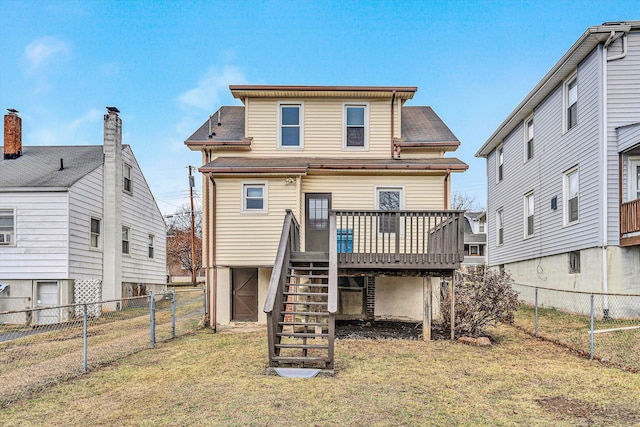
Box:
390;90;397;158
202;147;210;327
600;43;609;318
208;172;217;331
444;169;451;209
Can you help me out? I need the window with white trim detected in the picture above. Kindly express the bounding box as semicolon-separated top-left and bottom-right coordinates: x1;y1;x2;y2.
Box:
524;192;535;237
564;167;579;225
148;234;154;258
123;163;133;194
0;209;15;246
496;146;504;182
242;183;267;213
525;117;534;161
279;104;302;148
122;226;130;254
496;209;504;245
564;74;578;132
376;187;403;233
344;104;368;149
90;217;101;249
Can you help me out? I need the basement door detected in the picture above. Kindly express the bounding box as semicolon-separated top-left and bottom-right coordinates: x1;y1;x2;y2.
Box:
305;193;331;252
231;268;258;321
35;281;60;325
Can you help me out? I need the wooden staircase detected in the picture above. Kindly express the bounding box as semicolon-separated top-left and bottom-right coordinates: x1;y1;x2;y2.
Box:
271;252;334;369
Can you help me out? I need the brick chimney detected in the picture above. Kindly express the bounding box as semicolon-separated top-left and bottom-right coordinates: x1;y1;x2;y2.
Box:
4;109;22;159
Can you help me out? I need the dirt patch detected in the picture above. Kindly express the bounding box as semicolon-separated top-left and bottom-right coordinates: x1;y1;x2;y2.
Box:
537;395;640;425
335;319;451;340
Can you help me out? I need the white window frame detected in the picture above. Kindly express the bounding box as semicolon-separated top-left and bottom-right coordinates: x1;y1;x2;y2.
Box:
524;192;535;238
628;156;640;202
375;186;405;234
123;162;133;194
342;102;369;151
469;244;480;256
148;234;155;259
496;145;504;183
0;208;16;246
90;216;101;250
563;166;579;226
122;225;130;255
241;182;268;214
563;72;578;133
496;208;504;246
524;115;534;162
277;102;304;149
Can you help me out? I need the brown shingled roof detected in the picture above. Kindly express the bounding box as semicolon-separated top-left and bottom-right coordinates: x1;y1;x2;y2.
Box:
185;106;245;146
398;107;460;150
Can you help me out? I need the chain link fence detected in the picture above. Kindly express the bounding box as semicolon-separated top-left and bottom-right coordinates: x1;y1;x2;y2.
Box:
512;283;640;371
0;287;205;408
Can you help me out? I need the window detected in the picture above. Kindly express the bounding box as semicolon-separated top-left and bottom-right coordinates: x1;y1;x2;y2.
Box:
122;226;130;254
564;167;579;225
0;209;15;245
308;197;329;230
377;187;403;233
90;217;101;249
496;146;504;182
469;245;480;256
344;104;367;149
628;158;640;201
565;74;578;132
123;163;132;194
242;183;267;213
479;221;485;233
496;209;504;245
525;117;534;161
279;103;302;148
525;192;535;237
148;234;154;258
569;251;580;274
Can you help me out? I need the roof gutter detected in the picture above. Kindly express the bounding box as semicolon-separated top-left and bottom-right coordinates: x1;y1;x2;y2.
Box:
475;22;632;158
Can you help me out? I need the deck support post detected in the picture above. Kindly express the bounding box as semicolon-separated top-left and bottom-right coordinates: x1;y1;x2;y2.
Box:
422;276;432;341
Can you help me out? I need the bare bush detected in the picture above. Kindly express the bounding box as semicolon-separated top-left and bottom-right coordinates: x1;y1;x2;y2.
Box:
442;266;520;338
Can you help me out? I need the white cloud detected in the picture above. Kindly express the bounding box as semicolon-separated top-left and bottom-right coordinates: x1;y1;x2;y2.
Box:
24;36;71;72
69;109;102;130
178;65;247;113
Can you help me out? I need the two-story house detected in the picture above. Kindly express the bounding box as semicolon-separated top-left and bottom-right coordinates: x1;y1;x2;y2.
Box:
186;85;467;370
476;21;640;316
462;211;487;266
0;108;166;324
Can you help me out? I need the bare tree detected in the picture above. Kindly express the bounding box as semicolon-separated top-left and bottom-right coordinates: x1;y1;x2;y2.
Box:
451;192;480;211
166;204;203;282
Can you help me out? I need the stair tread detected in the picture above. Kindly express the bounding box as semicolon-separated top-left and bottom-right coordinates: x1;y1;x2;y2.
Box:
281;311;329;316
278;322;328;326
283;292;329;296
277;332;329;338
272;356;330;362
275;344;329;349
283;301;327;306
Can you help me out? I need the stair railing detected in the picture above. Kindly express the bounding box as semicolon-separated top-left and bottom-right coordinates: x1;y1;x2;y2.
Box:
264;210;300;365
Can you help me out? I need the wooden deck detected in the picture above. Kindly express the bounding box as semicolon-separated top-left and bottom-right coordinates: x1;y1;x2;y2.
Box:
620;199;640;247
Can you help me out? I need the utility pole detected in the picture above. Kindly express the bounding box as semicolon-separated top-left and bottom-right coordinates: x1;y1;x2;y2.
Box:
188;166;197;285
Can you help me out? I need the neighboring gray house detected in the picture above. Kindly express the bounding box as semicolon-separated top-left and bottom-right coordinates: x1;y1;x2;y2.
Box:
462;211;486;266
476;21;640;310
0;109;166;324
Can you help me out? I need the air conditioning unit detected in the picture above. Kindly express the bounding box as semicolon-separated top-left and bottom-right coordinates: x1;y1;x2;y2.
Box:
0;233;12;244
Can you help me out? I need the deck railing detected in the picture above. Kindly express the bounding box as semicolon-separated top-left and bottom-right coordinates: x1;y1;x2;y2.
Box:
621;199;640;236
331;210;464;269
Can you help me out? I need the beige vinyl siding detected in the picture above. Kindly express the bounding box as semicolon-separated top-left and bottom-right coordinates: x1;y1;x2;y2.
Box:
241;98;396;158
216;177;298;266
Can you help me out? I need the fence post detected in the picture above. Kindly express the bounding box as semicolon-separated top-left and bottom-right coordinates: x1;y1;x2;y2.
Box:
590;294;594;360
83;303;88;374
171;290;176;339
535;287;539;338
450;273;455;340
150;291;155;349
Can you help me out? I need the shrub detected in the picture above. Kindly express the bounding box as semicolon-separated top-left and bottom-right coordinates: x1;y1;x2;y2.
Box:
441;265;520;338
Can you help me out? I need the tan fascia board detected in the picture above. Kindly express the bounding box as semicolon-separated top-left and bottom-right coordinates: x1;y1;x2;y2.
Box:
198;167;308;174
229;85;417;100
475;22;632;158
306;162;468;172
184;138;252;151
396;141;461;152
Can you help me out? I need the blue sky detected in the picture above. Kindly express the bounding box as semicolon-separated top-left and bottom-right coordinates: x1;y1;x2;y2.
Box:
1;0;637;214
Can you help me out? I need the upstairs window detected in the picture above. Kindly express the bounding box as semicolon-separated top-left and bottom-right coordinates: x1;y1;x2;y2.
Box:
148;234;155;258
377;187;403;233
496;209;504;245
123;163;133;194
344;104;368;149
279;104;302;148
565;74;578;132
122;226;130;254
242;183;267;213
524;192;535;237
496;146;504;182
0;209;15;246
564;167;579;225
90;217;101;249
525;117;534;161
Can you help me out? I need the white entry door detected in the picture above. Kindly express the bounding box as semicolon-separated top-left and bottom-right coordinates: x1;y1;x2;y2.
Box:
36;281;59;325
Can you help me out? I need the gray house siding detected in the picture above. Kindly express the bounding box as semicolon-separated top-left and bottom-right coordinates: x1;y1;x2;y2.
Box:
487;48;602;266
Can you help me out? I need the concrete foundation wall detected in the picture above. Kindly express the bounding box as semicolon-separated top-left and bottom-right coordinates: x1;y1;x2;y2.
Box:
374;276;423;321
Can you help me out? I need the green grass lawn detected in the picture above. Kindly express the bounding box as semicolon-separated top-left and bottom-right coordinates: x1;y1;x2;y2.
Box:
1;325;639;426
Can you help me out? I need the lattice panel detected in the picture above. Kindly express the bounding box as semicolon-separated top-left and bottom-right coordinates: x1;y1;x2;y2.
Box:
74;279;102;318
